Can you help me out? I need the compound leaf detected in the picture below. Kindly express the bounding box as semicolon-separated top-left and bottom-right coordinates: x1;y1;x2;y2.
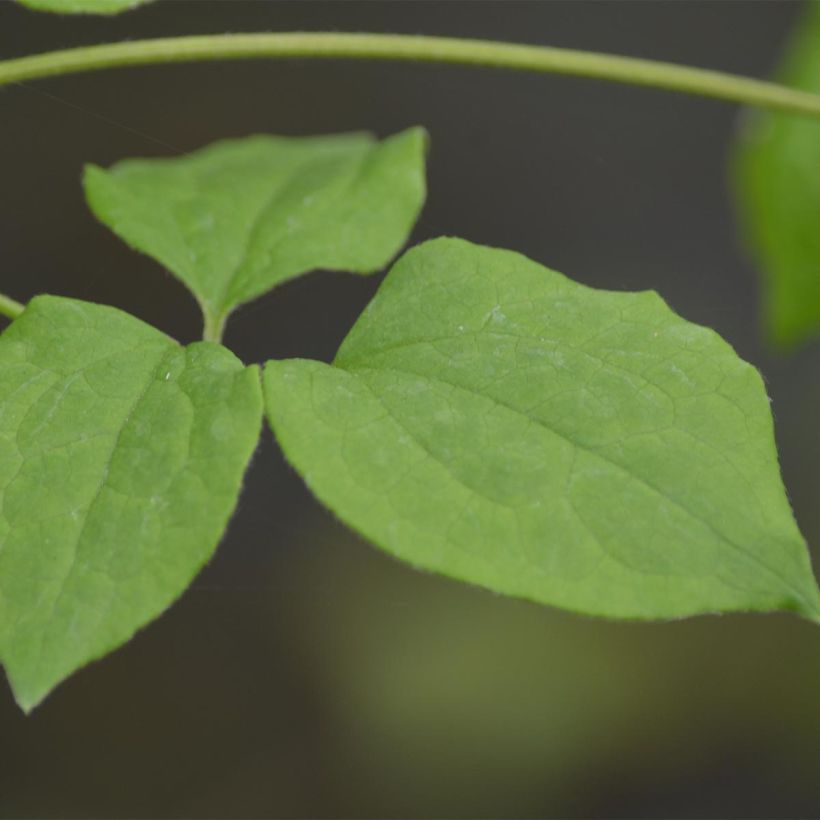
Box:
14;0;154;13
85;129;427;340
264;237;820;622
0;296;262;712
735;1;820;348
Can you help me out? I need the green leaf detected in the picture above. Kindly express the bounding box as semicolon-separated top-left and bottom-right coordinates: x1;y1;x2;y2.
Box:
84;129;428;341
0;296;262;711
14;0;154;13
264;237;820;622
734;1;820;348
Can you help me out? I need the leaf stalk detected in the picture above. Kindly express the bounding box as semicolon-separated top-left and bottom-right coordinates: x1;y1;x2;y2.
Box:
0;292;24;321
202;310;227;344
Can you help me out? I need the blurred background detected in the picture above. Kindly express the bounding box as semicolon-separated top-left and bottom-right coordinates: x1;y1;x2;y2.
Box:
1;1;820;817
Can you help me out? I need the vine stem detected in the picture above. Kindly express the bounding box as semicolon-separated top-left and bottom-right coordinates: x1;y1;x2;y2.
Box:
1;32;820;117
0;292;24;321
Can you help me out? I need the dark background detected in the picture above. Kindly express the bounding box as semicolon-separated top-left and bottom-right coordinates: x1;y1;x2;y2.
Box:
1;1;820;817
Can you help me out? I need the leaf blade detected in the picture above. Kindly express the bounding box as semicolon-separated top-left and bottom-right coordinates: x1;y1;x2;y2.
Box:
0;296;262;711
84;129;428;337
264;237;820;621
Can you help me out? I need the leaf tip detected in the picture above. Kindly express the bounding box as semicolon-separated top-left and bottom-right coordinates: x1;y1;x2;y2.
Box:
6;670;52;716
405;124;430;150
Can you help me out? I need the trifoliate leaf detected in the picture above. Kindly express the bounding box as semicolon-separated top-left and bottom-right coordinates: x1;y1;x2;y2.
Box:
264;237;820;622
735;0;820;348
0;296;262;711
14;0;154;14
85;129;427;340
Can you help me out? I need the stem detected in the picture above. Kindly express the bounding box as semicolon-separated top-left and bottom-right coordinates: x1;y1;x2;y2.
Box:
0;292;24;321
1;33;820;117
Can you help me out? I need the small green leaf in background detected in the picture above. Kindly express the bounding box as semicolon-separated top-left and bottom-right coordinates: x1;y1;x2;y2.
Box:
264;237;820;622
0;296;262;711
14;0;154;14
735;0;820;348
85;129;427;341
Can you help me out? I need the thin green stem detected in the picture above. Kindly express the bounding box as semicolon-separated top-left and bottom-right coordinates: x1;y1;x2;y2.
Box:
0;292;24;321
1;32;820;117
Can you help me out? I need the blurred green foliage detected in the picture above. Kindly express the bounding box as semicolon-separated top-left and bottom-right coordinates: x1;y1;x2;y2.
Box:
735;0;820;348
14;0;154;15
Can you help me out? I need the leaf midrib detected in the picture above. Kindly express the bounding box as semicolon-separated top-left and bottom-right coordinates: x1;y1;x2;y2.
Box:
28;342;178;688
342;361;817;614
209;146;372;322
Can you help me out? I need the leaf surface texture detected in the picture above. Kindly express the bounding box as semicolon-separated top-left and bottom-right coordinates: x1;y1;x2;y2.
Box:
265;238;820;620
85;129;427;336
0;296;261;710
